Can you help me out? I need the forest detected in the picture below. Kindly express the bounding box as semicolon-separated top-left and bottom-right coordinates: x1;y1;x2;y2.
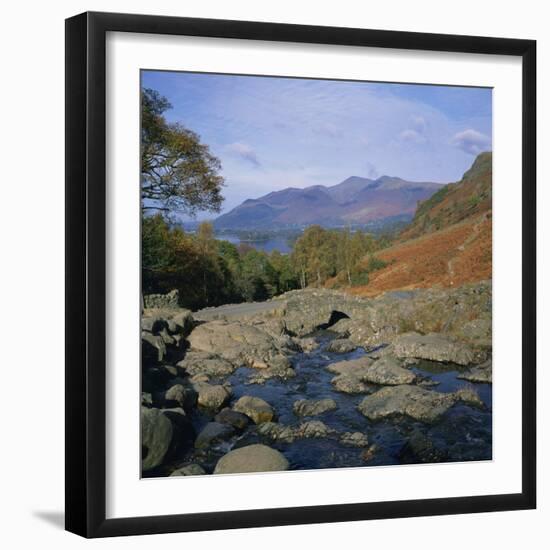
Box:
142;215;388;310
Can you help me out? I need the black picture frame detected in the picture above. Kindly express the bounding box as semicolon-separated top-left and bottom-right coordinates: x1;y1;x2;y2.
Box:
65;11;536;538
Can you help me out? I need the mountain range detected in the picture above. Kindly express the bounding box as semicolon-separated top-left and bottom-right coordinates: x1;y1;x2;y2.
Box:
214;175;444;230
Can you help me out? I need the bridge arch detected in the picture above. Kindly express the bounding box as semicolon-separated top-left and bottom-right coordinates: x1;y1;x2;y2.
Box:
316;310;350;330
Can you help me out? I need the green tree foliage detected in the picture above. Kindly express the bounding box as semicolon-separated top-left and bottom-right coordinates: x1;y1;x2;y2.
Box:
239;250;278;301
292;225;379;288
141;88;224;215
142;215;300;309
143;215;390;309
291;226;337;287
142;214;206;308
269;250;299;293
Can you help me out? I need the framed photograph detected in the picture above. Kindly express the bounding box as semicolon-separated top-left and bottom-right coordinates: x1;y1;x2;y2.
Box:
65;11;536;538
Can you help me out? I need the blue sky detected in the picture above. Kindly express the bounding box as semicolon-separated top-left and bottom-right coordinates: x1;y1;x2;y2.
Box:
142;71;492;220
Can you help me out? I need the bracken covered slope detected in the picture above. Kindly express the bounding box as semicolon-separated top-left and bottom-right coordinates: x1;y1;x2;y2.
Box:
348;152;492;297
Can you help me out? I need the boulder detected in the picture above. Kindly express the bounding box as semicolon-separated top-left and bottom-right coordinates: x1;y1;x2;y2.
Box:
358;384;483;423
141;392;153;407
214;444;289;474
340;432;370;447
298;337;320;352
141;308;195;365
327;355;415;386
246;357;296;384
166;309;194;336
187;320;289;367
141;407;173;471
159;328;176;346
170;464;206;476
177;351;236;379
388;332;476;366
141;331;167;363
159;407;196;461
233;396;275;424
453;387;485;408
257;420;335;443
331;374;370;394
163;384;198;411
326;339;357;353
298;420;335;438
275;334;303;353
189;374;210;384
293;398;338;417
142;307;194;336
458;359;492;383
400;429;448;463
361;356;417;385
214;408;251;431
257;422;299;443
141;314;168;334
193;383;231;411
326;356;375;376
456;317;492;351
194;422;236;449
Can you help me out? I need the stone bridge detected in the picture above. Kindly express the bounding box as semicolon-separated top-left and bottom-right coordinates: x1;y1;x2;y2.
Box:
271;289;369;336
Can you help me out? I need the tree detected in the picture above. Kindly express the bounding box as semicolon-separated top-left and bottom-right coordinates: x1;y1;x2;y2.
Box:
217;240;242;274
291;225;338;287
141;88;224;215
195;222;218;306
291;234;310;289
141;214;205;308
195;221;216;256
336;226;354;286
239;250;278;301
269;250;299;293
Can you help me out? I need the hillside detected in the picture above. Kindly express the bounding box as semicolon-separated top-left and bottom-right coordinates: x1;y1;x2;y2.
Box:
346;152;492;297
400;151;492;240
215;175;442;229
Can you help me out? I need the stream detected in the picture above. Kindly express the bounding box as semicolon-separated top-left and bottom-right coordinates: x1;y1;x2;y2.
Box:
155;330;492;475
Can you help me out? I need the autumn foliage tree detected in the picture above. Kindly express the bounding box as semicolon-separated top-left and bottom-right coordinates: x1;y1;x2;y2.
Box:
141;87;224;215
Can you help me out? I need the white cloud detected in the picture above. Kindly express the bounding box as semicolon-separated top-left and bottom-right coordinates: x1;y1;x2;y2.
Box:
399;115;429;145
365;161;379;179
399;129;427;144
451;129;491;155
225;142;261;167
410;115;427;134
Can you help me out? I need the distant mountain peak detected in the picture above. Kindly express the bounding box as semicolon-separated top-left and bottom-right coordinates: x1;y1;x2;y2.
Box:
215;172;444;230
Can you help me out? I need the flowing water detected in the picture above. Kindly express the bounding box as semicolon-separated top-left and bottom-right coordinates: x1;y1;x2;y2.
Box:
157;331;492;475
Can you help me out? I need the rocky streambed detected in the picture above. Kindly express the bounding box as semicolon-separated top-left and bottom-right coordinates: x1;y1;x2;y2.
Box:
141;283;492;477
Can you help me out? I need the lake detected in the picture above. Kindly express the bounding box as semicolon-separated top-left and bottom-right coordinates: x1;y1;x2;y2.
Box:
216;233;292;254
